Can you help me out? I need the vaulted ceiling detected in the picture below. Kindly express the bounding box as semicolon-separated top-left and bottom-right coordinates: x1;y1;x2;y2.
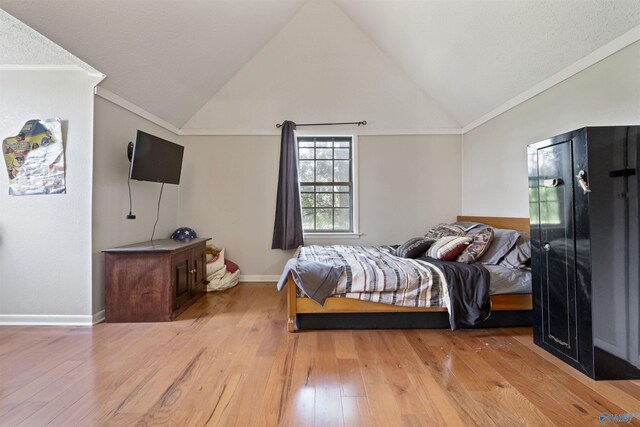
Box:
1;0;640;130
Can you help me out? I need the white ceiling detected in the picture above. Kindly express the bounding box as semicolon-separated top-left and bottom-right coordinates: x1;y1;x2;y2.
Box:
1;0;639;129
184;0;460;131
335;0;640;127
0;9;98;73
0;0;306;127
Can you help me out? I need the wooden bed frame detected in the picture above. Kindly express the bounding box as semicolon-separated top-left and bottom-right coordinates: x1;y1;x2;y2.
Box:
286;216;533;332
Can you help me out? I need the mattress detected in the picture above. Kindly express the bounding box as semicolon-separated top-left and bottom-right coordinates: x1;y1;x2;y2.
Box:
486;264;532;295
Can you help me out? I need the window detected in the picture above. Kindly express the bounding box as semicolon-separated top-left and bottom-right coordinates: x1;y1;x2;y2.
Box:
297;136;356;233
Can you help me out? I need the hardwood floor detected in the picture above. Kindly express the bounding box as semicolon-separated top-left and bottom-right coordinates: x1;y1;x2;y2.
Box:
1;282;639;426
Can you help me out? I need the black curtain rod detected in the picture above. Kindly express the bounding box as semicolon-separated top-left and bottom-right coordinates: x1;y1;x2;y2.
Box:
275;121;367;129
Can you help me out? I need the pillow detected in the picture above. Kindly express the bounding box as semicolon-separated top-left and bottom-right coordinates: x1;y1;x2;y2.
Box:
478;228;520;265
425;223;466;240
456;227;494;264
396;237;435;258
427;236;473;261
225;259;240;273
499;234;531;269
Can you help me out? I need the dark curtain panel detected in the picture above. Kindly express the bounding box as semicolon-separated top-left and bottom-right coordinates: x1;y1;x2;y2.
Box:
272;121;304;250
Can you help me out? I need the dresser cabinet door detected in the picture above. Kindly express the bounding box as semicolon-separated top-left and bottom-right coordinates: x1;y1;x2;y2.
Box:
173;250;191;308
191;244;207;294
531;139;579;361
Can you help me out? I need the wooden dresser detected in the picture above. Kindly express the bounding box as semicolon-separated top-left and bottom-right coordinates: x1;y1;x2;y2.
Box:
103;238;210;322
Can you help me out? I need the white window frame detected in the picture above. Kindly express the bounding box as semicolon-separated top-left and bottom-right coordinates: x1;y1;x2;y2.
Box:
296;132;360;239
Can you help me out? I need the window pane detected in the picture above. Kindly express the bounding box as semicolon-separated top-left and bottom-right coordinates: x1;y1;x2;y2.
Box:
334;160;350;182
301;185;314;192
316;148;332;159
299;148;314;159
335;140;350;148
316;140;332;148
302;209;315;230
334;148;350;159
299;161;315;182
301;193;314;208
335;209;351;231
316;209;333;230
317;185;332;192
299;140;314;148
334;185;350;193
334;193;350;207
316;161;333;182
316;193;332;207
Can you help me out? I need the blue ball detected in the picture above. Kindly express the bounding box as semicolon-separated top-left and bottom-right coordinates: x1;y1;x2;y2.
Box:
171;227;197;241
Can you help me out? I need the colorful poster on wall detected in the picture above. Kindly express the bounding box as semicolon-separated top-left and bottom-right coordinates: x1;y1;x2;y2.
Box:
2;118;65;195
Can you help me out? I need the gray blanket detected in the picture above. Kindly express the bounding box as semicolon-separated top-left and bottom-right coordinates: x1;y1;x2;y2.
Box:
292;245;447;309
420;257;491;329
276;258;343;305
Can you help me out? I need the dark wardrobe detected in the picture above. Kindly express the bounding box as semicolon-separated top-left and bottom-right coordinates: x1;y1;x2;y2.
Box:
528;126;640;380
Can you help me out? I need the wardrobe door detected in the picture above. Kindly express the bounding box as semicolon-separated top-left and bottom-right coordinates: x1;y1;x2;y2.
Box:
531;139;579;361
628;128;640;369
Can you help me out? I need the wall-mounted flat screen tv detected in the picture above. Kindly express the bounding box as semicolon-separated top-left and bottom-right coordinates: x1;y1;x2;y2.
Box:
130;130;184;185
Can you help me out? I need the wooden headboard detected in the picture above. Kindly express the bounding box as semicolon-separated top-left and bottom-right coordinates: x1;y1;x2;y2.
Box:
457;216;530;234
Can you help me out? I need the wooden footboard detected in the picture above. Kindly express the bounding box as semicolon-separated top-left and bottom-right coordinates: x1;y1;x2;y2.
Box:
287;273;298;332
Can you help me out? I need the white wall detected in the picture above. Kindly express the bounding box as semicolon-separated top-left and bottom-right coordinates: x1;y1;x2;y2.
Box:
91;96;180;315
462;40;640;217
178;134;461;277
0;70;101;324
177;0;463;279
184;0;459;132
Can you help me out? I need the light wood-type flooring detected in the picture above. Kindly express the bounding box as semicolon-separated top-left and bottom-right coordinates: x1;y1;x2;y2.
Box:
1;283;639;426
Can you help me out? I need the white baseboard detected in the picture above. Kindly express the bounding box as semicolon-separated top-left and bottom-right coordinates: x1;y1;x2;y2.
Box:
239;275;279;282
0;314;96;327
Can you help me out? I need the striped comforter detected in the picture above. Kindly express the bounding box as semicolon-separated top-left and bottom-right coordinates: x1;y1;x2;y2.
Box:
296;245;450;309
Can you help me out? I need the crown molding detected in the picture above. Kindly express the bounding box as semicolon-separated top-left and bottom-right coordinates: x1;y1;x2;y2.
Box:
91;89;461;137
180;128;280;136
0;64;106;86
462;24;640;134
94;87;180;134
353;128;462;136
178;128;462;136
0;64;84;71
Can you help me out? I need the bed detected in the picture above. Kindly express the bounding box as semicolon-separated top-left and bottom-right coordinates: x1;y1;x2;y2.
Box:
283;216;532;332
